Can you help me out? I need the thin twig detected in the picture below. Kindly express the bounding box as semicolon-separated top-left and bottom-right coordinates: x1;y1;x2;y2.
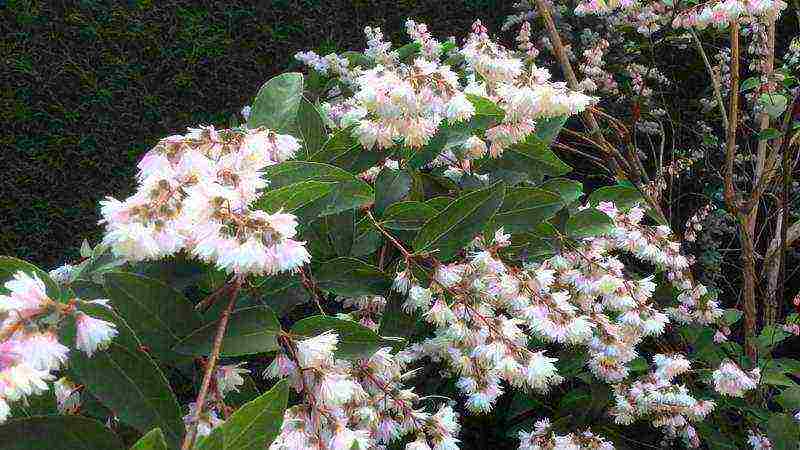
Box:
181;276;243;450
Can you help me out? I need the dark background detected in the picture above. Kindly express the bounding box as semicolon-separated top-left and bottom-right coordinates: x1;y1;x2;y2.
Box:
1;0;514;268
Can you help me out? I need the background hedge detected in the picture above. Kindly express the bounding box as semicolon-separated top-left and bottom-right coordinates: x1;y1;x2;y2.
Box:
1;0;514;268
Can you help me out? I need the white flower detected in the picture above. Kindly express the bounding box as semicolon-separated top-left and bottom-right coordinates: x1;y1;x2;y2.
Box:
712;360;759;397
75;313;118;357
54;377;81;414
18;332;69;372
296;332;338;368
215;363;248;395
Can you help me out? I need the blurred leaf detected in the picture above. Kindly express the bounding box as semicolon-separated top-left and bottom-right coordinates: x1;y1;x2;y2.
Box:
758;94;788;119
130;428;167;450
248;73;304;132
0;416;124;450
776;386;800;411
315;257;391;297
174;306;281;357
291;316;401;360
413;181;506;261
766;413;800;450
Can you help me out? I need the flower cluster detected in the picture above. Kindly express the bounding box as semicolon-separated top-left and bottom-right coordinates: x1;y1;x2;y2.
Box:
267;332;460;450
611;354;715;447
672;0;787;29
100;125;310;275
335;295;387;331
518;418;614;450
387;202;723;419
684;203;717;242
712;360;760;397
0;271;117;422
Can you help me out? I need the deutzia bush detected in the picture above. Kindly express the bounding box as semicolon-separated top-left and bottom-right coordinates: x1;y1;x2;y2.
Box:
2;13;800;450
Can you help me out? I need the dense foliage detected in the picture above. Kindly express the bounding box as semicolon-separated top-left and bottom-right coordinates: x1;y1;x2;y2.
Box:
2;2;800;450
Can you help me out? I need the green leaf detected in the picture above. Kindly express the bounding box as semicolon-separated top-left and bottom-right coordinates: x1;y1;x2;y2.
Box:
130;428;167;450
379;291;420;339
264;161;373;215
311;128;381;173
538;178;583;205
776;386;800;411
758;93;788;119
69;342;184;447
174;306;281;357
479;132;571;183
198;380;289;450
290;316;401;360
534;116;568;144
381;201;439;231
251;273;310;317
493;187;563;233
315;257;391;297
757;128;782;141
466;94;505;120
248;73;304;132
103;272;203;361
722;308;743;326
0;256;61;300
413;181;506;261
408;120;481;169
288;98;326;157
766;413;800;450
566;208;614;238
740;77;761;92
374;168;412;215
0;416;124;450
588;185;644;210
254;180;335;222
396;42;421;61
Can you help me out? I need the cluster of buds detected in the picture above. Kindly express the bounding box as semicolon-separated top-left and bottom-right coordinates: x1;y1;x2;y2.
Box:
518;418;614;450
673;0;787;29
267;333;460;450
712;360;760;397
611;354;715;447
578;37;618;94
100;125;310;276
0;271;117;422
183;363;249;437
684;203;717;242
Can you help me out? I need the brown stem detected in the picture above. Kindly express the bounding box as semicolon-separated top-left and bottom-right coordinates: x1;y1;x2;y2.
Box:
180;276;243;450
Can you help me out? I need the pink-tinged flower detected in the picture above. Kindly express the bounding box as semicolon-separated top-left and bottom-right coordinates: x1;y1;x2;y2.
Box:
214;363;248;395
74;313;118;357
17;332;69;372
263;212;299;239
713;360;759;397
274;239;311;273
0;271;50;318
295;332;338;369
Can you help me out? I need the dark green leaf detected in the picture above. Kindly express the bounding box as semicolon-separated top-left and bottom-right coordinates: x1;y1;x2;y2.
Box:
291;316;401;360
588;185;644;210
199;380;289;450
413;181;506;261
174;306;281;357
69;342;184;447
757;128;782;141
566;208;614;239
374;169;412;215
248;73;304;132
130;428;167;450
0;416;124;450
311;128;381;173
466;94;504;120
288;98;326;157
538;178;583;205
766;413;800;450
382;201;439;231
254;181;335;222
103;272;203;361
315;257;391;296
776;386;800;411
493;188;562;233
265;161;373;215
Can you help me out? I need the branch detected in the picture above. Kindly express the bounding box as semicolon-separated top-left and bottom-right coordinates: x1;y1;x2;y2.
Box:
691;29;729;131
180;276;243;450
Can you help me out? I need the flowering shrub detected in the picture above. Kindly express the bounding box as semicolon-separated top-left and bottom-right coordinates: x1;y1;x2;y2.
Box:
2;9;800;450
